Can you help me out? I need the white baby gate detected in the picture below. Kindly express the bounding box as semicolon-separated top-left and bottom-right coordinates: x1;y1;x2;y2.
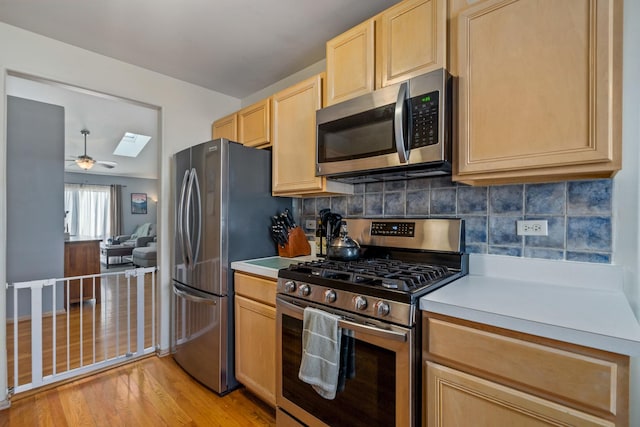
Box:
7;266;157;395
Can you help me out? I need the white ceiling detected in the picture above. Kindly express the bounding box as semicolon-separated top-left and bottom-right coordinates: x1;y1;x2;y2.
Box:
6;75;159;179
1;0;396;180
0;0;395;98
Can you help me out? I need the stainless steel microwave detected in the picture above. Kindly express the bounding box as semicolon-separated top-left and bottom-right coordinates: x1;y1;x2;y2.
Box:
316;68;453;183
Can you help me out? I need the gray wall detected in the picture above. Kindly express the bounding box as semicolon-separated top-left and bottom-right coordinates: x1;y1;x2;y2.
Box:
7;96;65;318
64;172;158;237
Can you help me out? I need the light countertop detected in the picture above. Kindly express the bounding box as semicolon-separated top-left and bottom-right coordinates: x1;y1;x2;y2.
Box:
420;254;640;356
231;255;317;279
232;253;640;356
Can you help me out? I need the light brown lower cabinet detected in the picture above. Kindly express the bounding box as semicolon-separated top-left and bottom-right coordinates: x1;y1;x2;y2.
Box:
423;314;629;426
234;272;277;407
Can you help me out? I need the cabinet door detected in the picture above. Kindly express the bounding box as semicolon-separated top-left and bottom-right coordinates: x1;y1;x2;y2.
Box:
234;295;276;407
378;0;446;87
454;0;622;185
272;75;353;196
272;74;325;194
426;362;613;427
211;113;237;141
238;98;271;148
325;19;375;106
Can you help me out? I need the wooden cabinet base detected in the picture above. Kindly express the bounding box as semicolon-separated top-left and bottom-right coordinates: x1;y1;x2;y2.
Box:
234;272;277;407
423;314;629;426
64;240;101;309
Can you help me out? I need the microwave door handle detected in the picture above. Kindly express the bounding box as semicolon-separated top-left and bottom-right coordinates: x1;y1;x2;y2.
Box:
394;81;410;163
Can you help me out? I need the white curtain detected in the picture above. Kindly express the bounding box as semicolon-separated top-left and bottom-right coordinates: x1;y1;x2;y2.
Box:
65;184;111;239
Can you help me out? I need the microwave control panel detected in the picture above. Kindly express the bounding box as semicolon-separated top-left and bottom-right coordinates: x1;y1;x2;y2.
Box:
409;90;439;148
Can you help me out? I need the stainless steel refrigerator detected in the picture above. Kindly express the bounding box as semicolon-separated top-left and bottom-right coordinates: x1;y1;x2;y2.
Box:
172;138;291;394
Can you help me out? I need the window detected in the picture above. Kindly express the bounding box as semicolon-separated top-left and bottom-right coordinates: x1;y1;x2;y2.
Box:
64;184;111;239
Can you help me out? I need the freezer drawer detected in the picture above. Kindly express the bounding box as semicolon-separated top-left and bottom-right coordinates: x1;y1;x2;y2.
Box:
172;281;231;394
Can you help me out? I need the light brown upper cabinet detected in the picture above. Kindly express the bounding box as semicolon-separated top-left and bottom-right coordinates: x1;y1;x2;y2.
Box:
272;74;353;196
378;0;446;87
453;0;622;186
325;0;446;106
326;19;375;106
211;98;271;148
211;112;237;141
238;98;271;148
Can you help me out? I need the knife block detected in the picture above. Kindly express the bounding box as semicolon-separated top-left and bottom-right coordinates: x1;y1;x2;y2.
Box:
278;226;311;258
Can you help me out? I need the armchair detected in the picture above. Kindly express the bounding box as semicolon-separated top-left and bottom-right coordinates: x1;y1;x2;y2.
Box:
113;223;156;247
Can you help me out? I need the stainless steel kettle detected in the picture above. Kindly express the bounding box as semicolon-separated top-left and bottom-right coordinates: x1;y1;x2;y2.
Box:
327;221;360;261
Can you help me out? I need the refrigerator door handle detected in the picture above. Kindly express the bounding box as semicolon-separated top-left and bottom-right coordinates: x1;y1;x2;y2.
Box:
177;170;190;268
191;168;202;266
173;282;217;305
184;168;196;269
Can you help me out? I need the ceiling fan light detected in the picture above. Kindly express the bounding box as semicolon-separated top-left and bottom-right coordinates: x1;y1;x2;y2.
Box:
76;158;95;170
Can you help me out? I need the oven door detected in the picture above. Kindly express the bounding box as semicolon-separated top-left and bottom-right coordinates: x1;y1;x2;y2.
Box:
276;295;414;427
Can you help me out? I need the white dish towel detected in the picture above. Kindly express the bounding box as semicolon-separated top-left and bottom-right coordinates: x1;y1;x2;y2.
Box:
298;306;342;399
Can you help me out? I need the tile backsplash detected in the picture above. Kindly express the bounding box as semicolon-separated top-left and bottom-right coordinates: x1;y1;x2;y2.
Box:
294;177;613;264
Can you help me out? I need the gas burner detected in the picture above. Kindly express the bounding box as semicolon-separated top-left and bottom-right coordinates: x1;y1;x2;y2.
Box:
287;258;452;292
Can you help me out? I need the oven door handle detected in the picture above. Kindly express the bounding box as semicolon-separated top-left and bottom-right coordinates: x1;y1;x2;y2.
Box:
277;297;408;343
339;318;407;343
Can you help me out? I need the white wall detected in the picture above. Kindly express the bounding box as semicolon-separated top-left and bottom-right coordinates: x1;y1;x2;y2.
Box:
0;22;241;405
617;2;640;425
240;59;326;108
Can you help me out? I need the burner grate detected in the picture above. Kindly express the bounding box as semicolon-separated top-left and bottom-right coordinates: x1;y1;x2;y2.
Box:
289;258;452;292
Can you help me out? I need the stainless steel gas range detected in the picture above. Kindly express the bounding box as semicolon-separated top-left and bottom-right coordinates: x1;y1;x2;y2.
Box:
275;218;468;427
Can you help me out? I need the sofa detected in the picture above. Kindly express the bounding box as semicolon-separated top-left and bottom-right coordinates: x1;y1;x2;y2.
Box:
113;223;156;248
132;239;157;268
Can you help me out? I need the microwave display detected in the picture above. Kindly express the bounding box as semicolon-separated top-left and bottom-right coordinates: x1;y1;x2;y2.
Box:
317;104;397;163
409;90;439;149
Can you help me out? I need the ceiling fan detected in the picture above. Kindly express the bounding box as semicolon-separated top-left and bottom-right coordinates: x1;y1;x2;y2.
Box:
66;129;117;170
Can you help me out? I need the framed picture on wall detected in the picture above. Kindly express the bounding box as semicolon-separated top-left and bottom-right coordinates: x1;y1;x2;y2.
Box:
131;193;147;214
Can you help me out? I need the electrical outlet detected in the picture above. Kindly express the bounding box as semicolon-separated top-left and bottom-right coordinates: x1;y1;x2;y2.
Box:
516;220;548;236
305;219;316;230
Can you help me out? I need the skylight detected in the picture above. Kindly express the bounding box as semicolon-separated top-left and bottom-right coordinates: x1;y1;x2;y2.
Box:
113;132;151;157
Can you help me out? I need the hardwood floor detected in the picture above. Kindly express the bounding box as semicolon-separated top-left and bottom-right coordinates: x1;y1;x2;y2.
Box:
0;355;276;426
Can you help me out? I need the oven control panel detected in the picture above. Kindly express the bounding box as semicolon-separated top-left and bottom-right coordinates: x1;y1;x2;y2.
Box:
370;221;415;237
278;278;414;326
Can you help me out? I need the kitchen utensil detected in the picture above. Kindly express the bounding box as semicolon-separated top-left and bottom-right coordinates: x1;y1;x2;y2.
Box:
326;220;360;261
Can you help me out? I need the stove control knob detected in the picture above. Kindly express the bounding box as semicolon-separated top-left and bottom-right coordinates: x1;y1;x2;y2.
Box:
354;296;368;311
375;301;390;317
324;290;337;303
284;281;296;293
298;284;311;297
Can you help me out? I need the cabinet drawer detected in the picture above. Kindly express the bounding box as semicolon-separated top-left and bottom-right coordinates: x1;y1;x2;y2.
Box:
426;317;624;417
426;362;613;427
234;272;276;306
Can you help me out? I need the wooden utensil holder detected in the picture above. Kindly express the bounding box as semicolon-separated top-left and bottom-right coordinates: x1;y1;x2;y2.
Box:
278;226;311;258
